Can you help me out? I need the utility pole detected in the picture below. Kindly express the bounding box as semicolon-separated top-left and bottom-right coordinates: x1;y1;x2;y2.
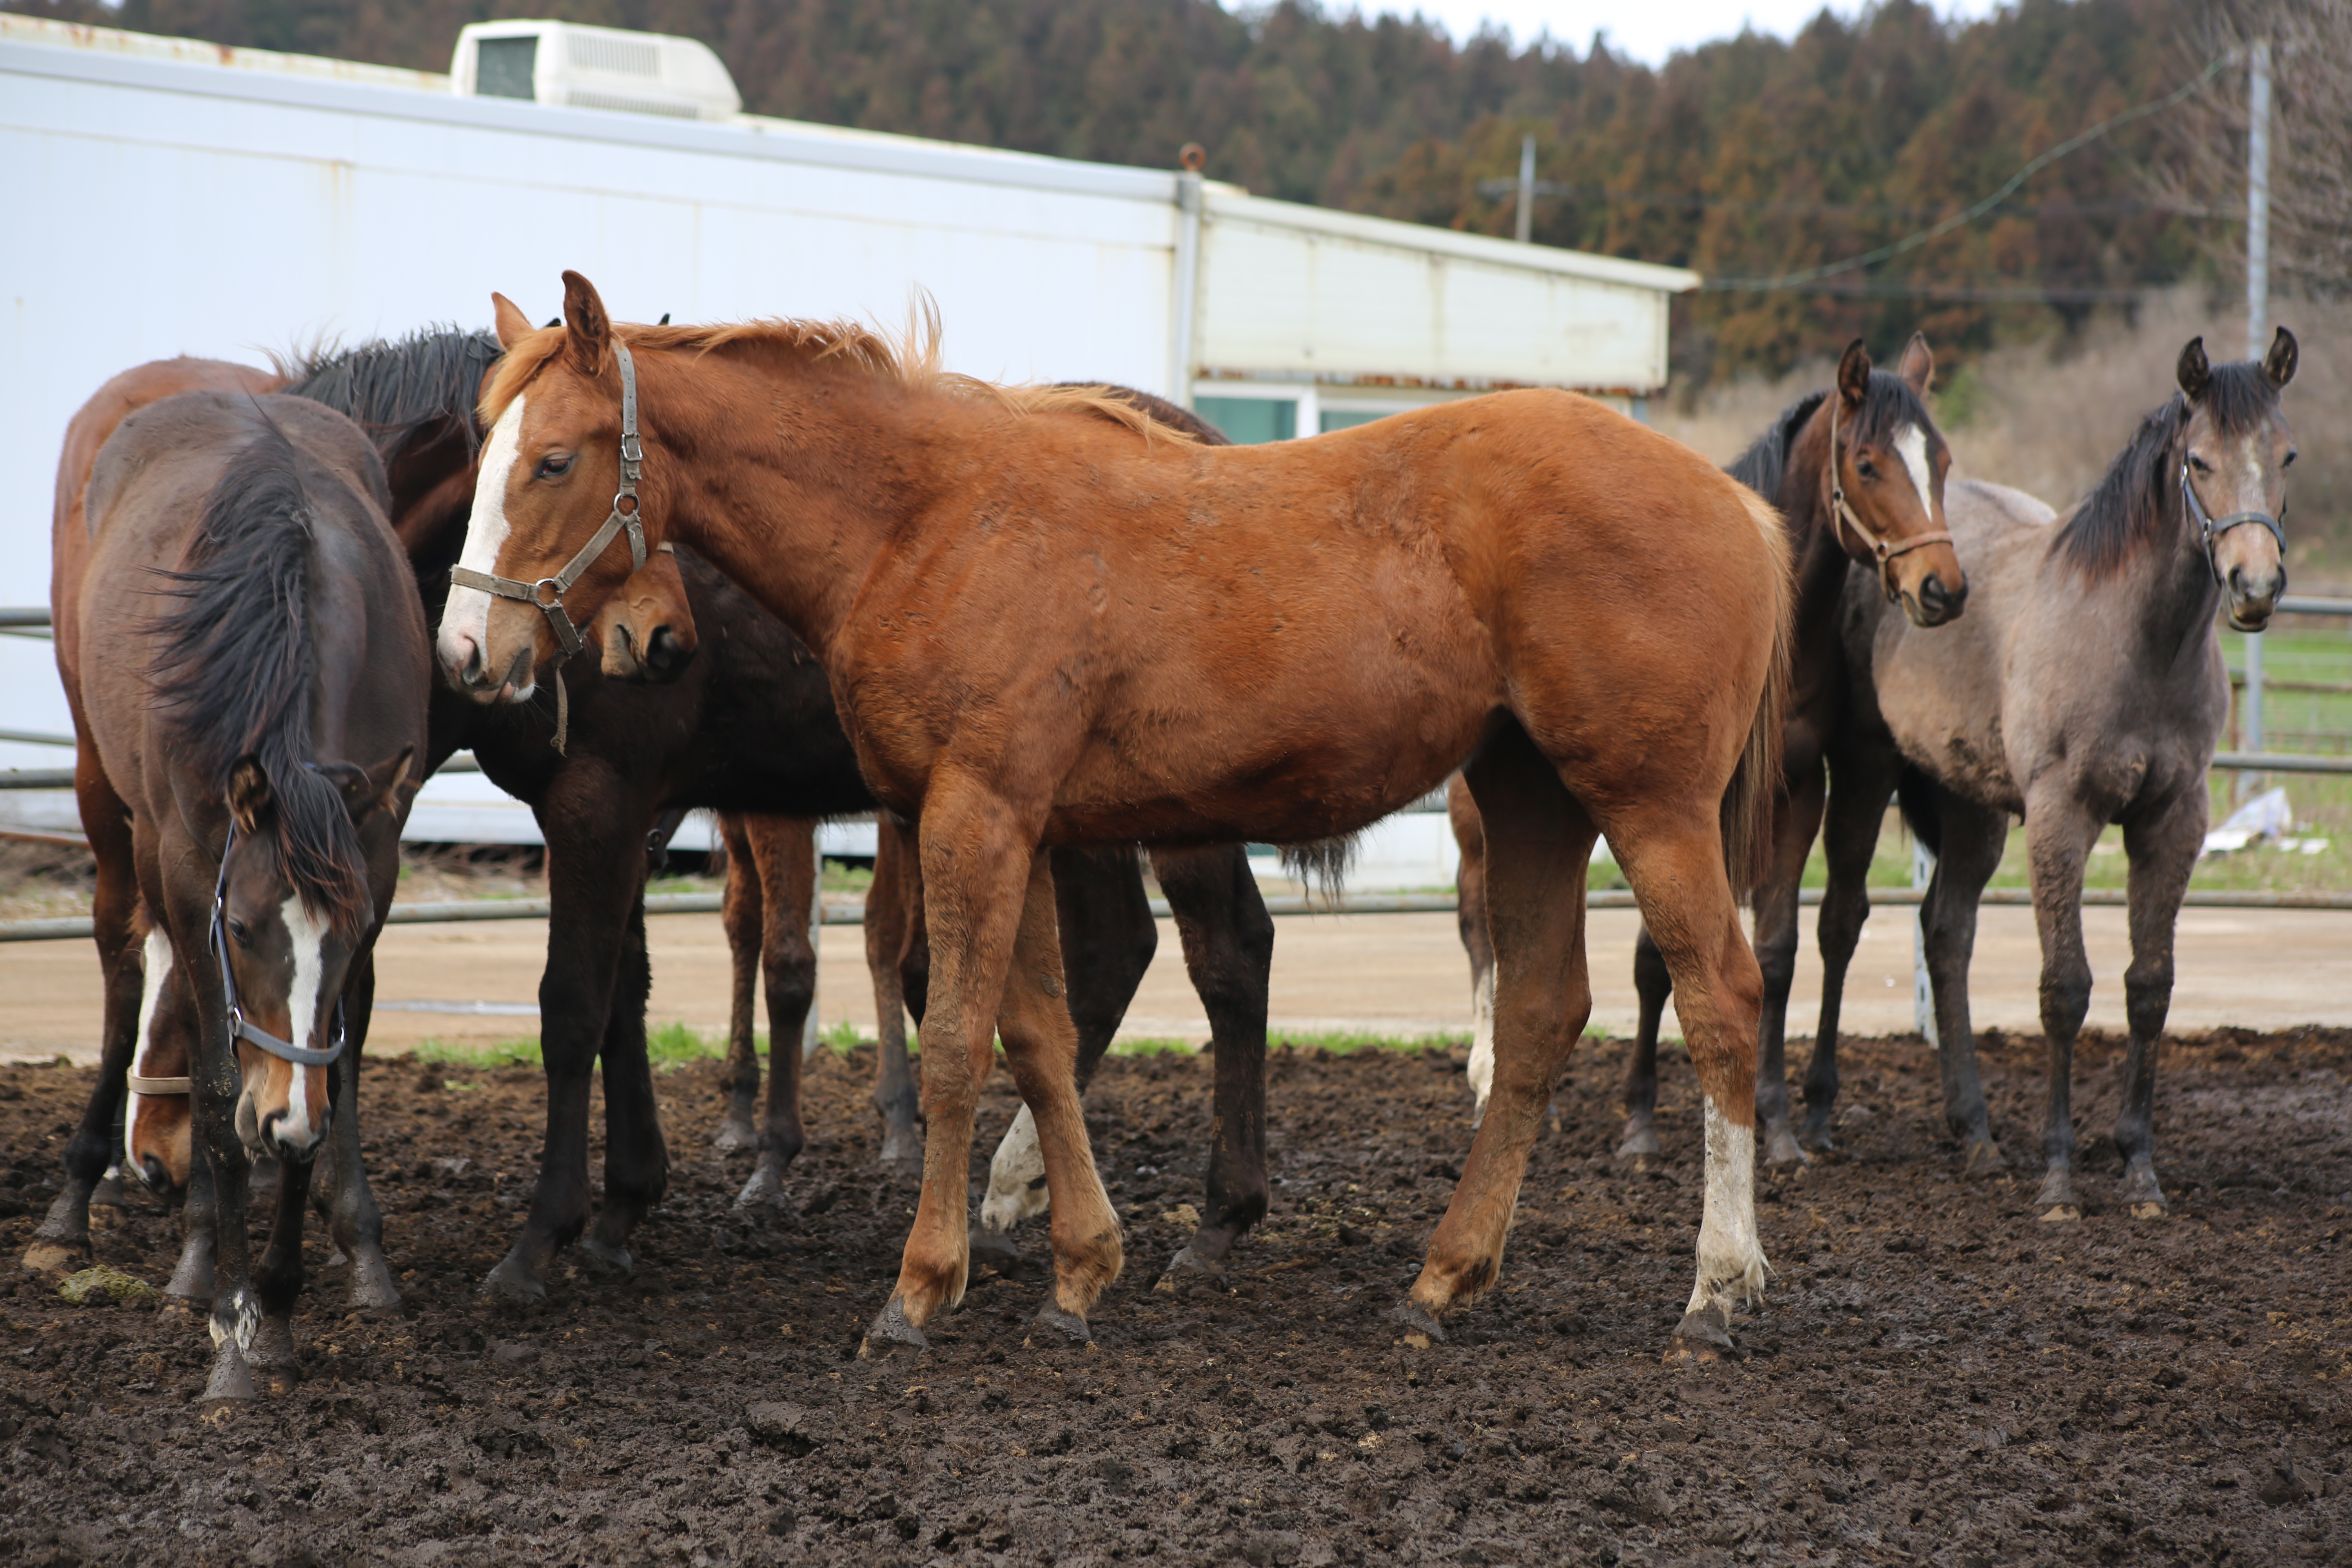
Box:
2241;38;2272;788
1515;134;1536;244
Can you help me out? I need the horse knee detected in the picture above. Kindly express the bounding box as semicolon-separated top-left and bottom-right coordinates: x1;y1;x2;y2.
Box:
2039;962;2092;1041
1755;929;1799;1001
2123;959;2172;1042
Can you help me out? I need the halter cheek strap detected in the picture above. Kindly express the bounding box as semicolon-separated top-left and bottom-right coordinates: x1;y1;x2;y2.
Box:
1825;394;1955;602
449;339;650;753
2181;457;2286;584
207;821;348;1071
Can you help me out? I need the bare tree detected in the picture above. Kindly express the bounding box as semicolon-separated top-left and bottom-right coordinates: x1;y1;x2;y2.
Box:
2157;0;2352;292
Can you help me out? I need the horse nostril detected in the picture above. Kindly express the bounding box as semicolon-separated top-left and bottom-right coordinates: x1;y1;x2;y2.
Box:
648;626;678;675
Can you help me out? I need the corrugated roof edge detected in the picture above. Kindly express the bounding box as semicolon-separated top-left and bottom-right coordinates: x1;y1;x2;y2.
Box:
1207;190;1701;295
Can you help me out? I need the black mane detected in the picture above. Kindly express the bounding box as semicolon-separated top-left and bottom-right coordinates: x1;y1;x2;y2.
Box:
1726;370;1935;508
281;325;502;463
2056;360;2282;578
148;419;372;929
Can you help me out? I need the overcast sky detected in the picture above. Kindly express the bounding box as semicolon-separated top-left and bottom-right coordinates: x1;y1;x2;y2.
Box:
1364;1;2006;67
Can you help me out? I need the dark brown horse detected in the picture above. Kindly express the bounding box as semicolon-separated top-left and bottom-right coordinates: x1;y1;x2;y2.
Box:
1454;335;1963;1167
68;391;425;1401
442;273;1788;1359
1817;331;2295;1214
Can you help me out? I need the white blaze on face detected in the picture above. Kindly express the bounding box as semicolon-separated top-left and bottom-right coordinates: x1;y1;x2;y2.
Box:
125;927;175;1174
276;893;332;1149
980;1103;1049;1232
1893;424;1936;525
1686;1093;1768;1320
438;393;526;681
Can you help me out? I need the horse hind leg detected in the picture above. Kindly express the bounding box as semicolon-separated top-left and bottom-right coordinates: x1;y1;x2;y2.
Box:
1402;725;1595;1341
1448;775;1501;1124
865;813;924;1174
713;812;764;1152
1751;763;1825;1168
737;818;816;1210
1805;741;1902;1152
584;892;670;1271
2116;790;2203;1219
1920;791;2008;1176
1619;925;1669;1163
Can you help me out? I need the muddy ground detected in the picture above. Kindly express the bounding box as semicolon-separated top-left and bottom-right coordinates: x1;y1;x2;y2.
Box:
3;1028;2349;1566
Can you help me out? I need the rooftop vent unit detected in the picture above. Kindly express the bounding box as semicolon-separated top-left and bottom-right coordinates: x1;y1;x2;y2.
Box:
451;21;741;122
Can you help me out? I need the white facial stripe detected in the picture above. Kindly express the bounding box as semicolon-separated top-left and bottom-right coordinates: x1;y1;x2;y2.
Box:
1893;424;1936;523
126;927;175;1171
279;894;331;1146
438;393;526;672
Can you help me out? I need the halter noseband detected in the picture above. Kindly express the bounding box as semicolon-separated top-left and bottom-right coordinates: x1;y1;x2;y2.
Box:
1825;393;1954;602
207;820;349;1071
449;339;649;753
2181;456;2286;585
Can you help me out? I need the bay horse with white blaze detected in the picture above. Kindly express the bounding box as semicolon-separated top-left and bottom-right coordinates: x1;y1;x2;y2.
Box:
69;392;425;1400
440;272;1790;1359
1818;330;2296;1215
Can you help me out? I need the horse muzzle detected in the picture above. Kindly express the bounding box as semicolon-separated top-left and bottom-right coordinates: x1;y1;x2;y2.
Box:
1902;570;1968;630
2227;564;2284;633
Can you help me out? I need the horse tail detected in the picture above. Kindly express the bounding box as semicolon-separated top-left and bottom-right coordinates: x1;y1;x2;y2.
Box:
1720;486;1794;900
1895;766;1942;859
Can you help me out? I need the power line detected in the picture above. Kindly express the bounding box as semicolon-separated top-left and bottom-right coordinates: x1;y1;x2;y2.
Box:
1702;52;2236;293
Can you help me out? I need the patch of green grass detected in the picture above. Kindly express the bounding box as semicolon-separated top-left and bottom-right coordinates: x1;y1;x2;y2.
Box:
1269;1029;1470;1055
410;1037;541;1069
646;1021;727;1067
823;858;875;895
1108;1036;1198;1057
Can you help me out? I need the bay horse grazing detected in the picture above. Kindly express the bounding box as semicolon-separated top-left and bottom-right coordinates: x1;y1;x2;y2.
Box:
71;392;425;1400
441;272;1789;1358
1453;335;1967;1170
1817;330;2295;1216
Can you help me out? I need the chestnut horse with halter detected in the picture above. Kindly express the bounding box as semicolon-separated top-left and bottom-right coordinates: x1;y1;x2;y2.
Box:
441;273;1790;1360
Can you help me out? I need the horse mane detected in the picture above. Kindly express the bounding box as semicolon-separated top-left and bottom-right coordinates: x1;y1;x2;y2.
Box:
480;301;1198;445
1728;391;1825;500
147;418;373;931
2056;361;2281;579
280;325;503;462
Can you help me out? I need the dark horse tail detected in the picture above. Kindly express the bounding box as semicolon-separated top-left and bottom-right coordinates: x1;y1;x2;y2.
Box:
1895;766;1942;858
1720;486;1795;901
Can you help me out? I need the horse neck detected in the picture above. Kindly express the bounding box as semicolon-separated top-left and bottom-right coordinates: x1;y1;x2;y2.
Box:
2091;455;2224;666
643;351;939;658
1777;424;1852;618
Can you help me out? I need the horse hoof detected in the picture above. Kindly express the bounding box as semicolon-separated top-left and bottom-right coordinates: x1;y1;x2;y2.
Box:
574;1236;635;1278
733;1169;789;1212
2130;1202;2169;1221
2038;1205;2081;1225
345;1250;402;1313
1029;1301;1091;1345
1762;1127;1809;1168
1390;1300;1447;1349
710;1117;756;1154
91;1172;127;1211
1962;1140;2006;1178
858;1296;927;1359
481;1252;550;1303
968;1227;1023;1274
20;1238;88;1275
1615;1126;1662;1163
1667;1305;1734;1365
201;1345;259;1406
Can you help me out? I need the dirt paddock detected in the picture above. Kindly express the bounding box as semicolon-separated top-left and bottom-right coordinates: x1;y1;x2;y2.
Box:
3;1027;2348;1566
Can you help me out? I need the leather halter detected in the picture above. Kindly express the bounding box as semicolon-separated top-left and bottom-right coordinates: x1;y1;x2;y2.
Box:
2181;455;2286;585
1824;393;1953;602
208;820;348;1071
450;339;649;753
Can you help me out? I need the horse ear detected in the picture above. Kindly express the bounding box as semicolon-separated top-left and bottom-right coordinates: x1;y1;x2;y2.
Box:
2176;336;2211;401
1896;333;1934;395
491;293;534;351
321;746;419;824
1836;339;1871;410
561;271;611;376
227;755;274;836
2263;326;2298;388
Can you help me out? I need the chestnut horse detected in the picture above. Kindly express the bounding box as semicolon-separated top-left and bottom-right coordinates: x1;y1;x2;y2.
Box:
70;392;425;1401
1818;331;2295;1215
1453;335;1965;1169
441;273;1789;1358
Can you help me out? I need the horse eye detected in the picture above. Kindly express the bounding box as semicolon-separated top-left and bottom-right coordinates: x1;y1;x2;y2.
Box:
1855;458;1877;479
2283;450;2297;468
2188;454;2213;474
537;455;572;479
227;919;252;949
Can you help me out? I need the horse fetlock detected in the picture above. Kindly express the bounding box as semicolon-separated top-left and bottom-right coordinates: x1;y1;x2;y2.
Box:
210;1287;261;1352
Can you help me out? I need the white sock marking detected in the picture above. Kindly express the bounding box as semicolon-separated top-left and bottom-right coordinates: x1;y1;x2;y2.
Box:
438;394;525;679
980;1103;1049;1232
125;927;175;1175
1466;962;1496;1123
1686;1093;1768;1319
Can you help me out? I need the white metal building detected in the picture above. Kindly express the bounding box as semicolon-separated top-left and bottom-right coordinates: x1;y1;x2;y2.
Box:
0;15;1695;886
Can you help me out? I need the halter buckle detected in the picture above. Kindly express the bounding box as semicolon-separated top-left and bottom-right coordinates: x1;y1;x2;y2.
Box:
533;577;567;609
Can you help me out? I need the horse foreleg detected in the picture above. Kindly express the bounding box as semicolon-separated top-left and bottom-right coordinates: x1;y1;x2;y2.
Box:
861;793;1038;1356
865;814;923;1173
2023;788;2103;1220
588;890;670;1268
1152;843;1273;1278
2116;788;2203;1220
737;818;815;1209
320;945;398;1312
994;853;1124;1341
1920;791;2007;1174
1405;727;1595;1339
1806;744;1899;1150
714;812;764;1153
246;1148;316;1394
1620;927;1669;1163
1753;764;1826;1167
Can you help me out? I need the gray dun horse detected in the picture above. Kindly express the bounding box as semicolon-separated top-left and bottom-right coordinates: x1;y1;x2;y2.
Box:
1815;330;2296;1218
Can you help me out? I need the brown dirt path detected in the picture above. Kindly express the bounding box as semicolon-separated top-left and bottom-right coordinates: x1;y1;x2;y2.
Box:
3;1027;2349;1565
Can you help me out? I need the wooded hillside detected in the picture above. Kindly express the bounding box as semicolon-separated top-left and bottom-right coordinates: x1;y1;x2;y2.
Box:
13;0;2258;381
